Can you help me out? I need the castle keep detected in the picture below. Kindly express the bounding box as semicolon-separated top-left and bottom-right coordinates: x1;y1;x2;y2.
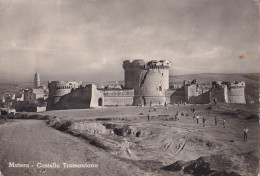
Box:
46;59;246;111
123;60;171;106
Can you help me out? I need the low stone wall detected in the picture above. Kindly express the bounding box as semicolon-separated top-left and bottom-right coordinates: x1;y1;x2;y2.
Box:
104;97;133;106
133;96;167;106
101;89;134;96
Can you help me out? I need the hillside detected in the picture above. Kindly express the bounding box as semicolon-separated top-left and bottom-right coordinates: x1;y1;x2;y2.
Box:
170;73;259;84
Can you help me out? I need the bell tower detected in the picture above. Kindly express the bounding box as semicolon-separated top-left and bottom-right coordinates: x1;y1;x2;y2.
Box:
34;70;40;88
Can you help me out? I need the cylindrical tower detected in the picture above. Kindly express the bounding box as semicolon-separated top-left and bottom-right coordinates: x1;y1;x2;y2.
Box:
123;59;171;106
47;81;82;110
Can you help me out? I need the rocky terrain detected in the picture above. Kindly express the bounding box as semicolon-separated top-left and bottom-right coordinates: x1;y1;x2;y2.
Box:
0;102;258;176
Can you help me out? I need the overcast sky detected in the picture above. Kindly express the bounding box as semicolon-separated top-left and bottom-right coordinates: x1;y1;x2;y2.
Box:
0;0;259;83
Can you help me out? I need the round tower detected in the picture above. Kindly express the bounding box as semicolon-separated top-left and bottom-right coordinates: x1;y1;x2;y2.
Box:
123;59;171;106
46;81;82;110
34;70;40;88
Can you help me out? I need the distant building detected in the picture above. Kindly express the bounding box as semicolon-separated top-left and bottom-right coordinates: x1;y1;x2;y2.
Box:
14;70;48;112
0;108;16;115
15;90;25;101
24;88;48;104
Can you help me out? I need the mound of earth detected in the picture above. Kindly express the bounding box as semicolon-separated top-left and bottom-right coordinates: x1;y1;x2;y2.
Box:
46;116;61;126
162;155;241;176
103;123;140;137
70;121;108;134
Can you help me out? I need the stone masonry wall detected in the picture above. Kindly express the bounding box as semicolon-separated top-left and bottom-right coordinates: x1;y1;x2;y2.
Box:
101;89;134;106
211;86;228;103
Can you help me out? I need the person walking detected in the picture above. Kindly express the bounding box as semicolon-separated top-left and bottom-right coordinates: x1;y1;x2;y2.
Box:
243;127;249;141
213;98;217;105
165;103;168;112
196;115;199;124
147;114;150;121
223;119;226;128
202;117;206;127
193;114;196;122
175;111;179;121
215;116;218;126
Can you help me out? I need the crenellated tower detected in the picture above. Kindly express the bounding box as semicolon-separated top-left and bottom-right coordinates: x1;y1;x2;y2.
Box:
226;81;246;104
46;81;82;110
123;59;171;106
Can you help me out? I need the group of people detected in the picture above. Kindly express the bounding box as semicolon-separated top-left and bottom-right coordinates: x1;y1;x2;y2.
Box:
192;114;226;128
214;116;225;128
193;114;249;141
177;101;187;107
146;104;249;142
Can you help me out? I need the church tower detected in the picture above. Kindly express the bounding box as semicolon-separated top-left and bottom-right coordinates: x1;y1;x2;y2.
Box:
34;70;40;88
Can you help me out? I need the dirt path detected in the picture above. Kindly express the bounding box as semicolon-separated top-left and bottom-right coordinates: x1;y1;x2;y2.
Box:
0;120;147;176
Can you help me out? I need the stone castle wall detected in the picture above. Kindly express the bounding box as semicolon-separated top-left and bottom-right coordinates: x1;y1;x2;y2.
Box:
100;89;134;106
185;84;211;104
47;82;135;110
167;88;185;104
211;85;228;103
47;84;104;110
123;59;170;105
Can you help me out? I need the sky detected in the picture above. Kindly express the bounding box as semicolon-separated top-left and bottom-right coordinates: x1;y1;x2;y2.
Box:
0;0;259;83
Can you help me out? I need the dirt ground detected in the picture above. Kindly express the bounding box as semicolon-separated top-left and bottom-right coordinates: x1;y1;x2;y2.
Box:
0;120;147;176
0;103;259;176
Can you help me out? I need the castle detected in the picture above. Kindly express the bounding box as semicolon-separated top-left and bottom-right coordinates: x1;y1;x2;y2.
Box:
46;59;246;111
182;80;246;104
